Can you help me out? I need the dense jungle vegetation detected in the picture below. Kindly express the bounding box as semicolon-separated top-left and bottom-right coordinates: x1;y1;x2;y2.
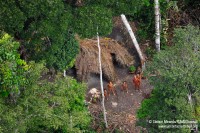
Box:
0;0;199;132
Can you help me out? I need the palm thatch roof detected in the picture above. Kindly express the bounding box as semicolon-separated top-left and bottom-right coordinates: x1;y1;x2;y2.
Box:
75;37;135;82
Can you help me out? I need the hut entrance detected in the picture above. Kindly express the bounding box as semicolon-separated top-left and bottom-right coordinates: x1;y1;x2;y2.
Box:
110;53;118;66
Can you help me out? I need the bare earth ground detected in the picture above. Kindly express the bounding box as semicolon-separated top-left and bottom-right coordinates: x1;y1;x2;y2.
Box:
86;66;153;133
84;17;152;133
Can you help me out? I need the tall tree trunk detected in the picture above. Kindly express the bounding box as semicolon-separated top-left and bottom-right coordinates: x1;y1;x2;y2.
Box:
155;0;160;52
63;70;66;77
97;27;108;128
187;93;193;109
121;14;145;68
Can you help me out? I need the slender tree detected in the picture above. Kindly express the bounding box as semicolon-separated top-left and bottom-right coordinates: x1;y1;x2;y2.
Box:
154;0;160;51
97;27;108;128
121;14;145;69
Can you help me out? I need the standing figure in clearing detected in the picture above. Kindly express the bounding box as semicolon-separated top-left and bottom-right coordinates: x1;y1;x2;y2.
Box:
107;81;116;95
121;81;128;93
133;74;142;91
104;88;108;100
136;74;142;90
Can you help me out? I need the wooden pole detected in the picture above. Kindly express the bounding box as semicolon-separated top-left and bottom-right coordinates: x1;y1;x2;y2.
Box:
97;27;108;128
121;14;145;67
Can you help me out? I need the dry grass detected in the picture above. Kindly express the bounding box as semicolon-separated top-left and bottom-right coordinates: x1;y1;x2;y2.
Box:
75;37;135;82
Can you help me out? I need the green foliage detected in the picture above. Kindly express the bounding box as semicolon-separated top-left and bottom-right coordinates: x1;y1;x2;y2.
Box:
84;0;150;16
24;74;91;132
137;95;157;119
129;65;136;72
0;1;26;34
0;62;92;133
43;31;79;70
0;0;68;36
136;0;171;41
0;33;28;96
83;0;154;40
194;94;200;119
72;6;112;38
145;47;156;59
137;25;200;132
0;0;79;70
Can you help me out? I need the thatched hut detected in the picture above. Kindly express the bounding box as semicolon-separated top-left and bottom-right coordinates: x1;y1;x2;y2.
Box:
75;37;135;82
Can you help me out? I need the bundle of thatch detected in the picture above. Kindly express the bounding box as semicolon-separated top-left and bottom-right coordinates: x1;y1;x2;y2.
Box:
75;37;134;82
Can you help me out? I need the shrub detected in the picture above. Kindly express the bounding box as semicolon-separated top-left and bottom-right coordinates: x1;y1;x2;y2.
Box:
129;65;136;73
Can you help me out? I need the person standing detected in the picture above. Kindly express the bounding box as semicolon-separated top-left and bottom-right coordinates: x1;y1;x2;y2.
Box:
107;81;116;95
133;74;141;91
121;81;128;93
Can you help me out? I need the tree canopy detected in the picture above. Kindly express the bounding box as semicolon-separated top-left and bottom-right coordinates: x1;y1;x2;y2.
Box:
0;33;28;97
0;0;200;132
0;0;169;70
137;25;200;132
0;61;92;133
0;33;92;133
0;0;78;70
72;5;112;38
